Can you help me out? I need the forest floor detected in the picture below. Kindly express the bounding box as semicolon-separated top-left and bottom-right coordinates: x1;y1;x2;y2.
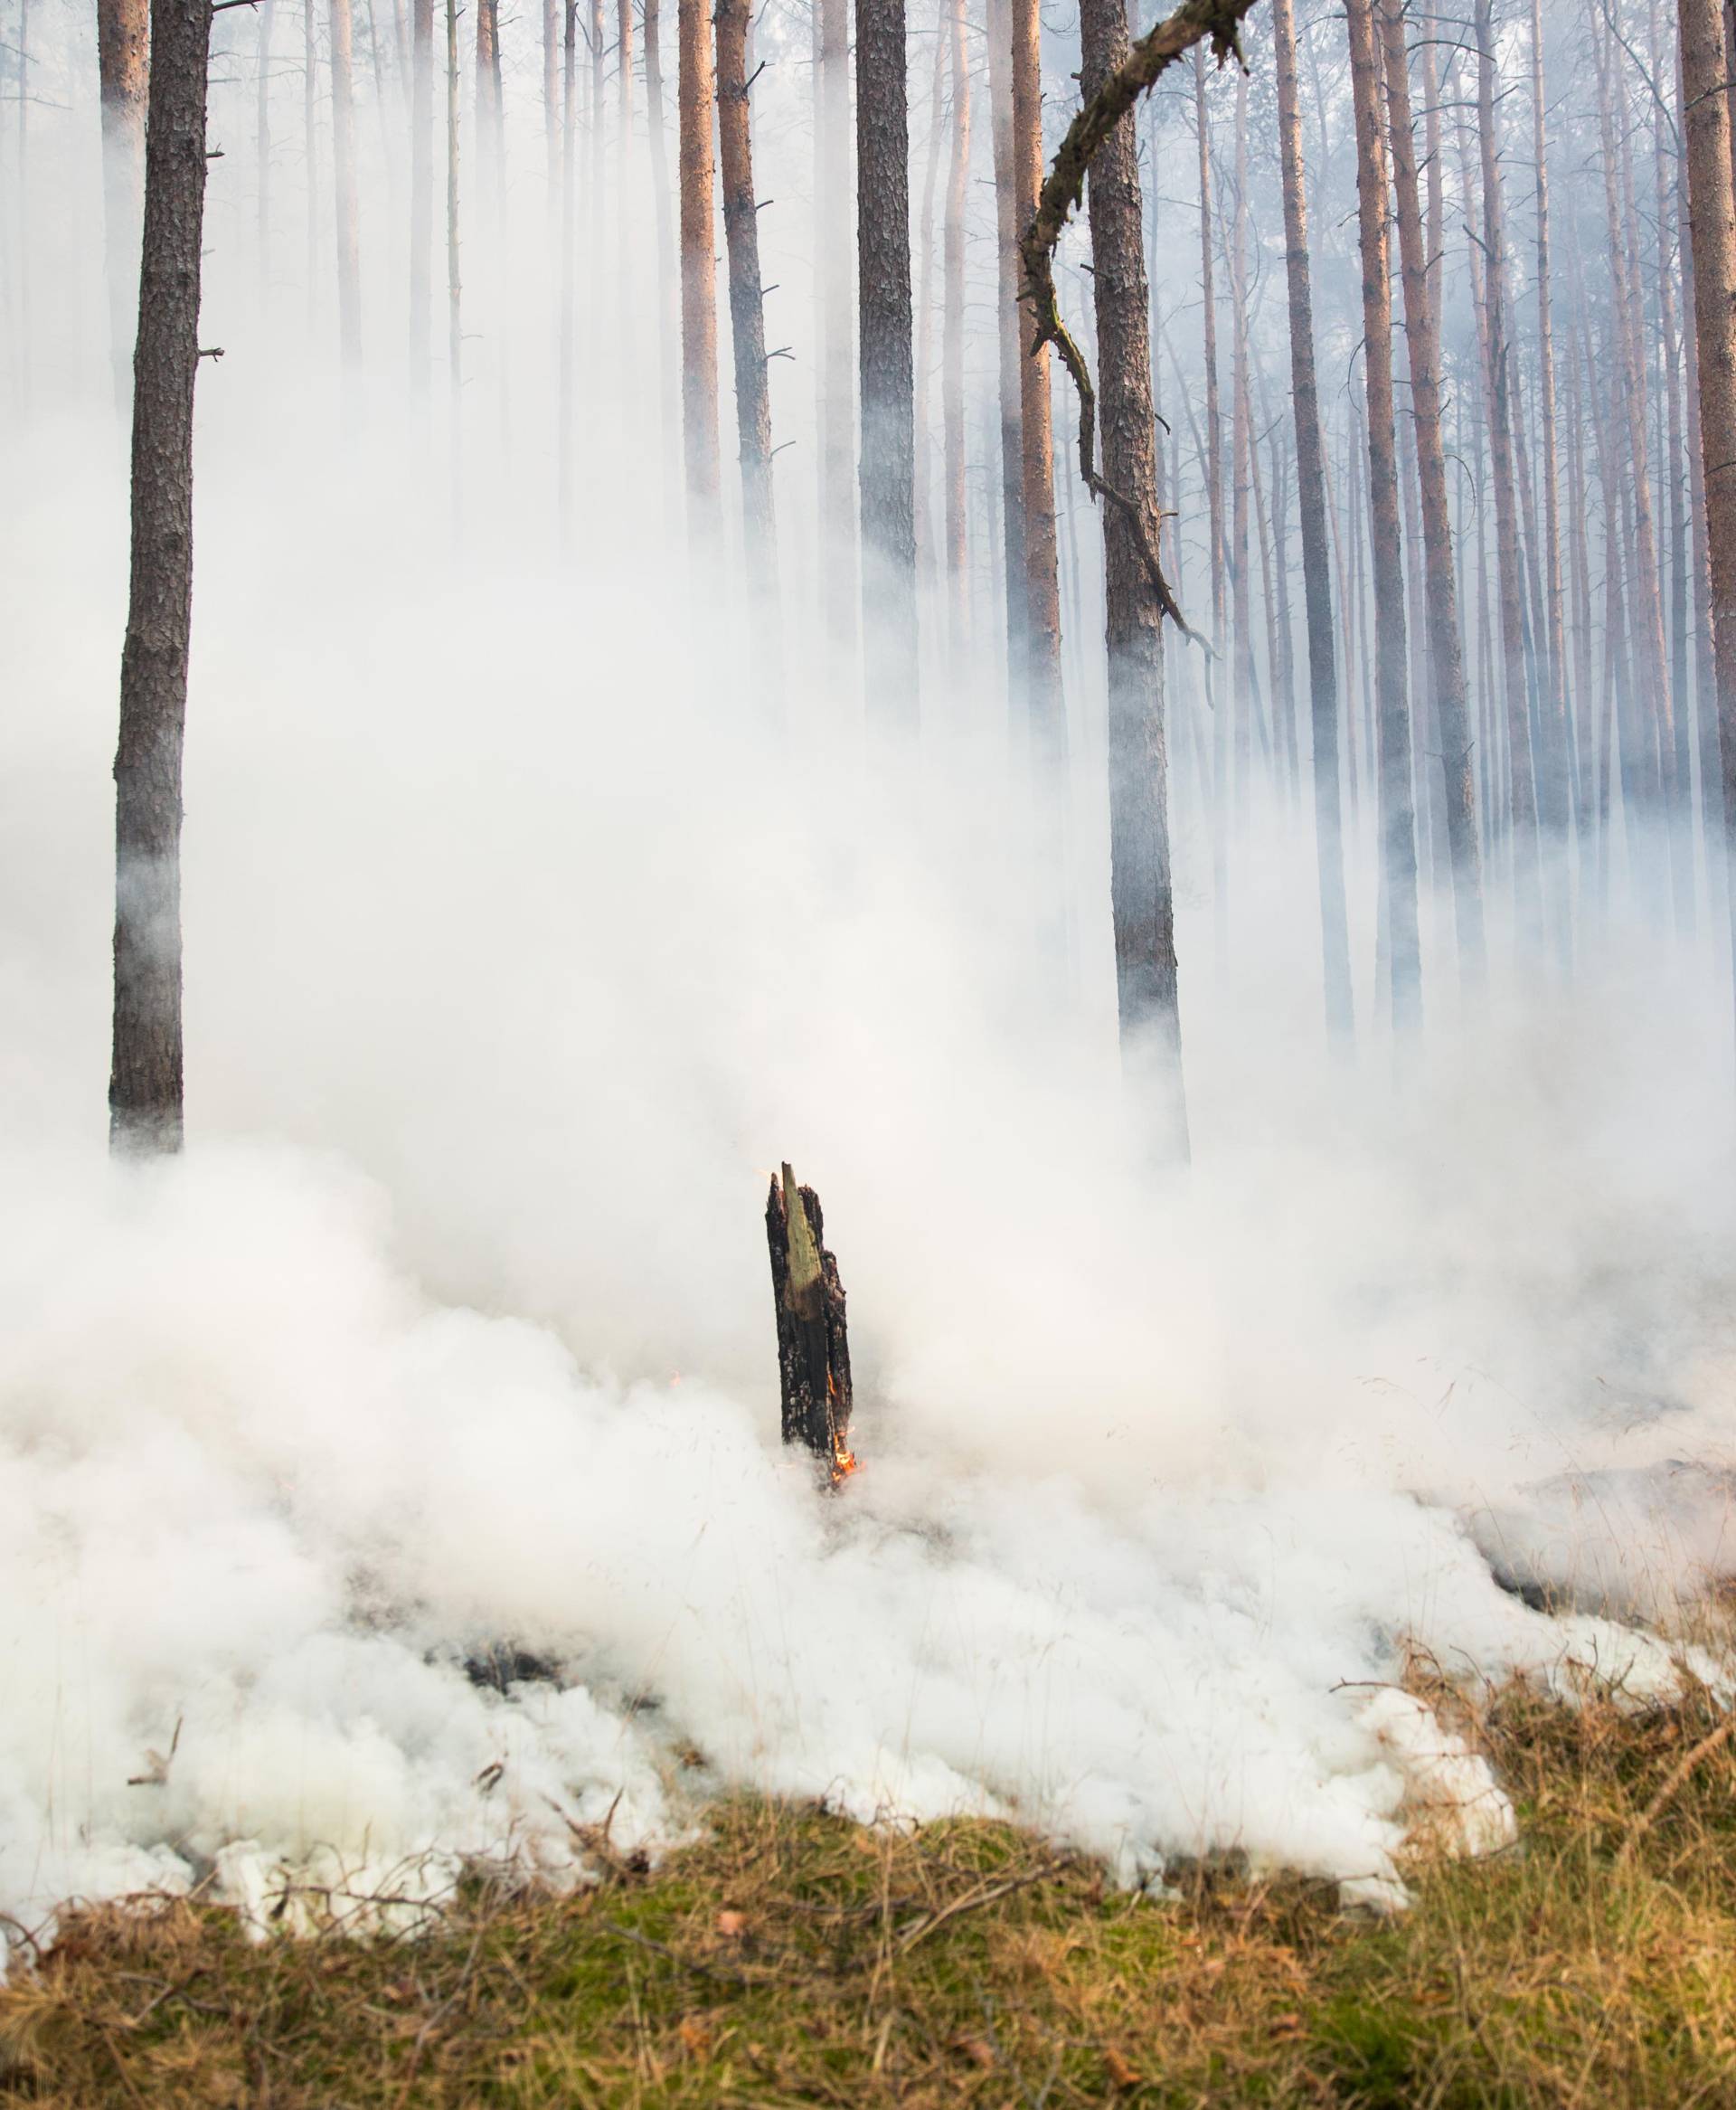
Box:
5;1674;1736;2107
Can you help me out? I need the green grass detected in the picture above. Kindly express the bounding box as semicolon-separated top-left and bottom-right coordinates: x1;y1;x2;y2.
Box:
6;1677;1736;2105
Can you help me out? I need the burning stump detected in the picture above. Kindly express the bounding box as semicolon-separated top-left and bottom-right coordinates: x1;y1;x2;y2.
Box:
766;1164;856;1485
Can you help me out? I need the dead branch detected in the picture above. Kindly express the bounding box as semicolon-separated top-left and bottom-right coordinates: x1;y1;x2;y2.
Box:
1017;0;1264;650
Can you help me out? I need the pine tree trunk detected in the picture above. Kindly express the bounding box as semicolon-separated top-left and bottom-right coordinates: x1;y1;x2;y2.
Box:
1530;0;1570;845
1077;0;1185;1144
1346;0;1420;1031
856;0;919;721
111;0;213;1155
99;0;149;408
715;0;779;625
1379;0;1484;985
1229;65;1257;817
1680;0;1736;1000
941;0;971;679
644;0;681;519
1010;0;1061;760
817;0;857;668
986;0;1026;716
1270;0;1351;1048
677;0;721;535
912;8;946;591
332;0;362;364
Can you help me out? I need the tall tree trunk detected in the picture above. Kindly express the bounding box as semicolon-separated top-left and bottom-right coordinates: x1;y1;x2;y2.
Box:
986;0;1026;717
941;0;971;679
677;0;721;536
331;0;362;365
1010;0;1061;760
645;0;680;519
1379;0;1484;986
817;0;857;668
1079;0;1186;1152
856;0;919;720
1346;0;1420;1031
1530;0;1569;846
112;0;214;1155
912;8;946;590
1270;0;1351;1047
1474;0;1542;939
1229;64;1258;817
99;0;149;408
1681;0;1736;1015
715;0;779;637
410;0;433;386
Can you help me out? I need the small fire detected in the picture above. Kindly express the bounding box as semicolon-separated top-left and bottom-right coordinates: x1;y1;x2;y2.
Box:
830;1441;858;1486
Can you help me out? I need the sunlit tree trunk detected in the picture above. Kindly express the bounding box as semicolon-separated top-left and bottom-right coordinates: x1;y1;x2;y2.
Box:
856;0;919;720
255;0;273;313
112;0;214;1155
677;0;721;538
1530;0;1569;844
1346;0;1420;1031
1270;0;1351;1047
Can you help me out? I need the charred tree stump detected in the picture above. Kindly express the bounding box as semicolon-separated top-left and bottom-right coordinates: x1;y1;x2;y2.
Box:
766;1164;856;1484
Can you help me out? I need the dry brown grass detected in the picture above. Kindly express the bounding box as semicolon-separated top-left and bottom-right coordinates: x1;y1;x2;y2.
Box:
5;1676;1736;2105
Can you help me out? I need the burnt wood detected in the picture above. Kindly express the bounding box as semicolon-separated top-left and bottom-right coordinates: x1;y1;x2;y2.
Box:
765;1164;855;1483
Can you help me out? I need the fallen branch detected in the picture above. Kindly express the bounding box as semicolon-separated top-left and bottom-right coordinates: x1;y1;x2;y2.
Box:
1017;0;1264;649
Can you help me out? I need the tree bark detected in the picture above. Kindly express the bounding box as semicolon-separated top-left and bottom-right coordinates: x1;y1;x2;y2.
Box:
817;0;858;667
677;0;721;535
857;0;920;721
1012;0;1062;760
942;0;972;679
1378;0;1484;986
1080;0;1186;1151
111;0;213;1155
1473;0;1541;893
1346;0;1420;1031
1270;0;1351;1047
99;0;149;409
1681;0;1736;1011
987;0;1027;716
715;0;780;630
766;1168;856;1483
645;0;681;518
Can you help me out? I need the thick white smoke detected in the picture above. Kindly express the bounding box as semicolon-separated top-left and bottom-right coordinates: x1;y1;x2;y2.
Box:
2;0;1733;1958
